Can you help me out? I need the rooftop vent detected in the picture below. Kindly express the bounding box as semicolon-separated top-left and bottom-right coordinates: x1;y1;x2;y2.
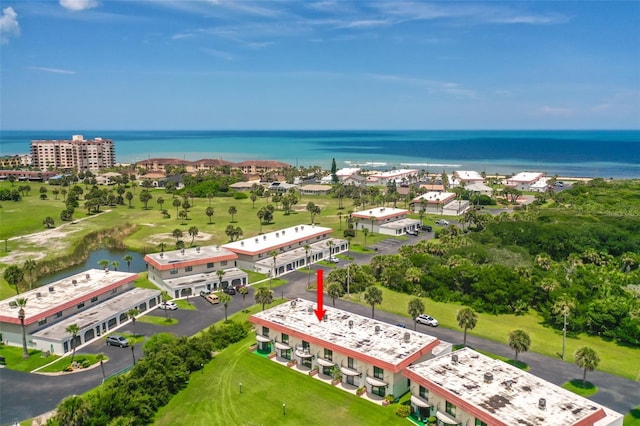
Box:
323;313;328;321
295;227;298;232
301;225;304;230
160;252;164;258
282;230;285;235
276;232;279;237
404;332;411;343
263;235;267;240
504;380;513;391
86;274;90;280
196;246;200;253
451;354;458;364
375;325;381;334
307;307;313;314
348;320;354;329
241;241;244;247
181;249;185;254
538;398;546;410
49;286;55;292
255;238;259;243
36;292;42;298
290;300;297;308
72;279;77;285
484;372;493;383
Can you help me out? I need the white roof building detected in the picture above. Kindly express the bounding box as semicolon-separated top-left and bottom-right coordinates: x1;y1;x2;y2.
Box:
351;207;420;236
404;348;622;426
506;172;545;191
366;169;418;185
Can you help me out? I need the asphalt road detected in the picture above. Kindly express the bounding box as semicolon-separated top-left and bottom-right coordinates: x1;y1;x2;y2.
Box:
1;230;639;423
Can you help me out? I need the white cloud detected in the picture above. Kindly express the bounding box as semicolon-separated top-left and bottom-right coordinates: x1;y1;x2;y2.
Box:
59;0;99;12
27;66;76;74
0;7;20;44
537;106;573;116
368;73;476;98
199;47;234;61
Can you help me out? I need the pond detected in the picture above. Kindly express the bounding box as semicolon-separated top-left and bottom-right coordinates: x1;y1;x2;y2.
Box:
36;248;147;286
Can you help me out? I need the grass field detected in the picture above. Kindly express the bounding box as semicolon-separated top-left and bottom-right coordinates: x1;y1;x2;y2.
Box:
0;346;58;372
625;407;640;426
155;321;406;425
561;380;598;398
349;286;640;380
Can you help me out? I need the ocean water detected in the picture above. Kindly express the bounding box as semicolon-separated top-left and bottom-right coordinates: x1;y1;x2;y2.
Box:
1;130;639;178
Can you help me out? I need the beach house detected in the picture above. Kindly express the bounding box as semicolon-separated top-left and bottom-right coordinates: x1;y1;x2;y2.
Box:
350;207;420;236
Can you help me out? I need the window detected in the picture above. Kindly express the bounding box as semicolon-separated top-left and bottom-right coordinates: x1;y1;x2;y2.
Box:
170;268;178;275
55;311;62;318
261;326;269;337
111;288;117;294
475;420;487;426
207;262;214;269
446;401;456;417
38;319;47;326
77;303;85;309
302;340;310;351
185;266;193;272
220;261;227;266
419;385;428;399
348;357;355;369
324;348;333;361
281;333;289;344
374;366;384;380
91;296;98;303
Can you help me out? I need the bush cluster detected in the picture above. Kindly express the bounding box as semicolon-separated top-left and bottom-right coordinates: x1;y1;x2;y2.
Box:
47;320;248;426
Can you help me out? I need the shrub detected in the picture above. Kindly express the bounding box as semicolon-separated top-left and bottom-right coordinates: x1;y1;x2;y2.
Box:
395;405;411;417
233;192;248;200
343;229;356;238
384;394;395;403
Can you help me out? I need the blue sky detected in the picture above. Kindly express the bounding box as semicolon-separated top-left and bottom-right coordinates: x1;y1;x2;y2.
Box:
1;0;639;130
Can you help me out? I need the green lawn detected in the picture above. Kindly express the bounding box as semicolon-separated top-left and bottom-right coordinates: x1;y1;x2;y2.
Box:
624;406;640;426
154;336;406;426
0;346;59;372
137;315;179;326
349;286;640;380
561;380;598;398
38;353;106;373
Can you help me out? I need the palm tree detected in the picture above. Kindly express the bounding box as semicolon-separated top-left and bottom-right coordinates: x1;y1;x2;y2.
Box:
304;244;312;288
160;291;171;319
268;250;278;290
96;353;106;383
216;269;226;290
173;198;181;218
364;286;383;318
188;226;199;246
172;228;183;243
123;255;133;272
457;307;478;347
362;228;369;247
508;329;531;362
238;285;249;311
327;240;335;257
111;260;119;271
127;308;139;337
407;297;425;331
42;216;55;228
327;282;344;307
22;259;37;290
4;264;24;294
255;286;274;311
574;346;600;386
66;323;80;364
369;215;376;232
16;297;29;358
97;259;110;270
219;293;232;321
553;297;574;360
205;206;214;224
337;211;343;230
404;267;422;293
228;206;237;222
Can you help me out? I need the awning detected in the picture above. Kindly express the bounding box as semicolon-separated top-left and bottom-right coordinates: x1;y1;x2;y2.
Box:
316;358;336;367
340;366;360;377
436;411;460;425
274;341;291;350
256;335;271;343
411;395;431;408
295;350;313;358
366;376;388;387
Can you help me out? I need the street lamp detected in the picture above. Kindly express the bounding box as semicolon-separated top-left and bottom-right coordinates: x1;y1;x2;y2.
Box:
282;403;286;416
131;344;136;366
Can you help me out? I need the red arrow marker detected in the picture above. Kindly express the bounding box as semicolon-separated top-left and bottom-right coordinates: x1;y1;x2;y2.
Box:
314;269;326;322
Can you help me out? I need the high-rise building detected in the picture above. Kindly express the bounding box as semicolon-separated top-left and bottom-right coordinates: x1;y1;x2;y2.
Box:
30;134;115;172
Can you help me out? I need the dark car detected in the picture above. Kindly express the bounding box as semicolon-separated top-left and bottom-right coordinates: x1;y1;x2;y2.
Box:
406;230;419;236
223;287;236;295
421;225;433;232
106;335;129;347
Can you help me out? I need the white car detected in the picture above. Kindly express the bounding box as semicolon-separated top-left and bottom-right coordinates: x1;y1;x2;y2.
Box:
328;256;340;263
415;314;439;327
158;301;178;310
435;219;450;226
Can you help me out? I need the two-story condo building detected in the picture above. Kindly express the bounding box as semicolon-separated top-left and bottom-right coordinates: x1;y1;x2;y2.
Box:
250;298;450;399
404;348;622;426
366;169;418;186
222;225;347;277
351;207;420;236
0;269;159;354
506;172;545;191
411;191;468;216
144;245;247;297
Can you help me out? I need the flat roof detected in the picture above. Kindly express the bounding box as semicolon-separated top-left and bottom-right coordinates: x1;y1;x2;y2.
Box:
369;169;417;178
336;167;361;176
508;172;544;183
412;191;457;204
404;348;621;426
0;269;139;325
454;170;484;181
163;267;246;288
144;245;238;271
222;224;333;256
32;288;160;341
351;207;409;220
379;218;420;230
250;298;440;372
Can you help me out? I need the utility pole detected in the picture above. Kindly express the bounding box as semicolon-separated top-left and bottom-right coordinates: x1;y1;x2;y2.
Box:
562;308;567;360
347;263;350;299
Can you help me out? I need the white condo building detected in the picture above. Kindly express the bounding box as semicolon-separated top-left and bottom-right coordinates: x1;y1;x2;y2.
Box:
30;135;115;173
